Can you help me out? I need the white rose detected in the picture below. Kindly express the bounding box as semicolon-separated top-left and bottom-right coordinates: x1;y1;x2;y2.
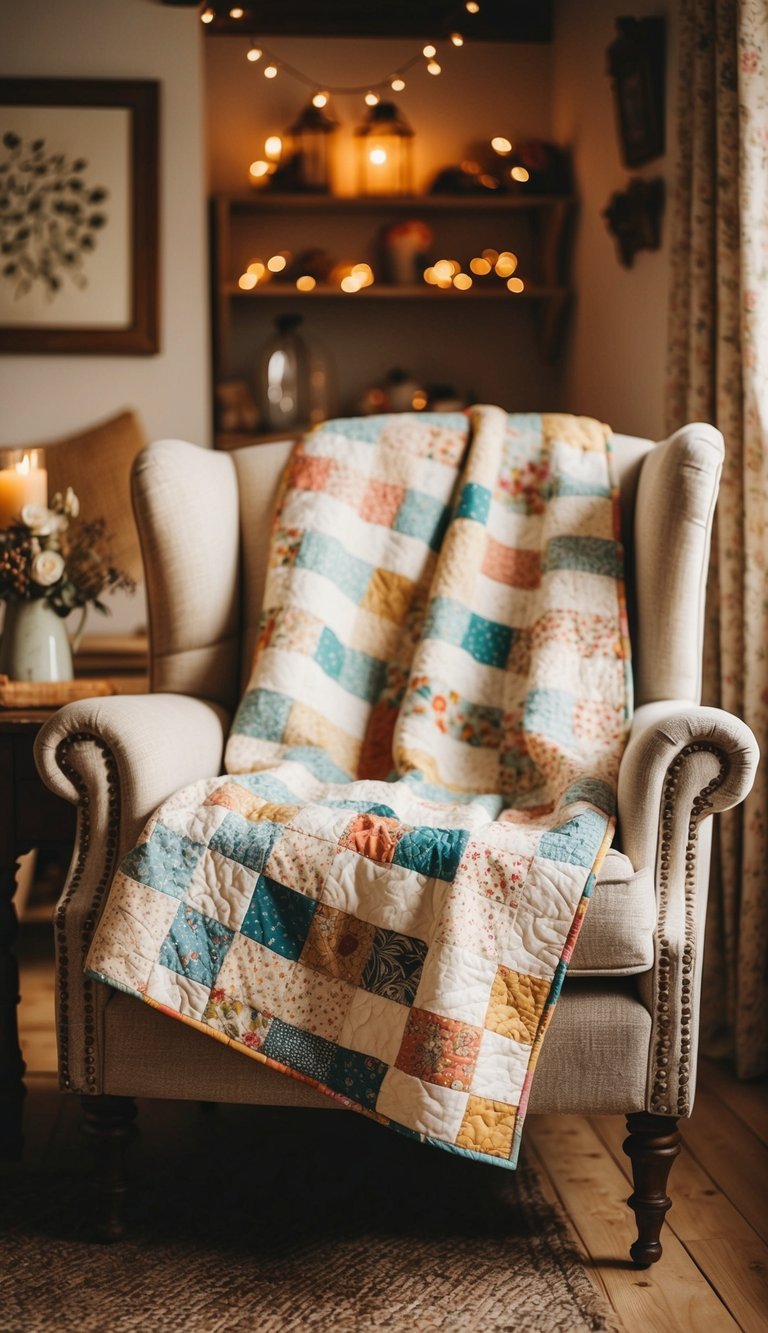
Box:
21;503;66;537
31;549;65;587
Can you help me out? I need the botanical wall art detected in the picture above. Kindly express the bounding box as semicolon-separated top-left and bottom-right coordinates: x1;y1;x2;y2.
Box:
0;79;159;354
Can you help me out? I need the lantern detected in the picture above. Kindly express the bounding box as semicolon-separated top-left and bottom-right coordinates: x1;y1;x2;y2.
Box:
285;103;337;193
355;102;414;196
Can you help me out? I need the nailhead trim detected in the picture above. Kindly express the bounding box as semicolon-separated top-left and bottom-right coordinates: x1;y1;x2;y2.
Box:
53;734;121;1094
650;741;728;1116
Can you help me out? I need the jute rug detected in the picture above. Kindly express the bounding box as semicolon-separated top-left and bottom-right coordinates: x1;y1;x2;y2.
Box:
0;1094;619;1333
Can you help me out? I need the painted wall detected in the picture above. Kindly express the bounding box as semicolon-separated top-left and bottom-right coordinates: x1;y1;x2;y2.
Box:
0;0;210;449
552;0;676;440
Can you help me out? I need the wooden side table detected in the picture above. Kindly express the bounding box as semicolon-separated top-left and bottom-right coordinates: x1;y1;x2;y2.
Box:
0;649;148;1159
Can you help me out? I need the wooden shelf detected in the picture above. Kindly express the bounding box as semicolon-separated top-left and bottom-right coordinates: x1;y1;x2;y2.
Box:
225;282;569;301
226;192;575;214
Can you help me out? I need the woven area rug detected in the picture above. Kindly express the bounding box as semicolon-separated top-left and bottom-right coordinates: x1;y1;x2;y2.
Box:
0;1096;619;1333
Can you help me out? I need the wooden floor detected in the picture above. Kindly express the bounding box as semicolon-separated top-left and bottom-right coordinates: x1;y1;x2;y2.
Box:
14;925;768;1332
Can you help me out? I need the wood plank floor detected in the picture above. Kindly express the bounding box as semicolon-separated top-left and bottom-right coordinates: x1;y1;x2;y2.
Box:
13;925;768;1332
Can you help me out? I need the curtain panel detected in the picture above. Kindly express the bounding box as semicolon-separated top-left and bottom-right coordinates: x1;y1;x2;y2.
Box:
666;0;768;1077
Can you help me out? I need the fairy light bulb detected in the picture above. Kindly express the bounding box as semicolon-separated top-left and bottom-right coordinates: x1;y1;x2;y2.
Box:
296;275;316;291
510;165;530;182
267;254;287;272
423;44;437;58
249;160;270;178
507;277;525;292
451;32;464;46
238;272;257;290
364;91;380;106
470;257;491;275
246;46;263;62
427;60;441;75
229;5;244;16
390;76;405;92
200;7;215;23
247;261;266;278
312;91;329;108
264;64;278;79
264;135;282;160
369;147;387;165
453;273;472;290
491;136;512;155
466;1;480;11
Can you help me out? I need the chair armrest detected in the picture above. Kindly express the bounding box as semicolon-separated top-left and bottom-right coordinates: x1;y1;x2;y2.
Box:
33;693;229;1095
617;701;758;1117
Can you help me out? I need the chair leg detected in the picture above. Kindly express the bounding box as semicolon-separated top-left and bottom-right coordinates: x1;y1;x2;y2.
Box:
80;1094;137;1242
623;1112;681;1267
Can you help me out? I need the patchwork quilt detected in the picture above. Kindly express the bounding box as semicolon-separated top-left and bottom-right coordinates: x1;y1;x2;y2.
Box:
87;406;631;1168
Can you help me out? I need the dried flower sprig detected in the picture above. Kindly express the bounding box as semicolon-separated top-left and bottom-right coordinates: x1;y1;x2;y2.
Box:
0;489;135;617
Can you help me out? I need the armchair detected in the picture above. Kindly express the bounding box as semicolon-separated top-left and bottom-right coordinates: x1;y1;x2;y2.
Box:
34;423;758;1261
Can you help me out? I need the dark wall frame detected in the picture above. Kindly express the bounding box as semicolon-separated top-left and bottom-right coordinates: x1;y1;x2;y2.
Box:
0;78;159;355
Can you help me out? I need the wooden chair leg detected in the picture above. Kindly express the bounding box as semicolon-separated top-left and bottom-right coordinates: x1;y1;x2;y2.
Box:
623;1112;681;1267
80;1094;137;1242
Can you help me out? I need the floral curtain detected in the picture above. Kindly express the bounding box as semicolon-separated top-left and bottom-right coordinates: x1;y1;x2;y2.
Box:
666;0;768;1077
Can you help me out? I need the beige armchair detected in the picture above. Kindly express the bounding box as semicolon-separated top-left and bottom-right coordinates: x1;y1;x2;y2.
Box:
34;423;758;1262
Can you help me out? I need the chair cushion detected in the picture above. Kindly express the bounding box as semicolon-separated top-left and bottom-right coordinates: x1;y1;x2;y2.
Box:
569;850;655;975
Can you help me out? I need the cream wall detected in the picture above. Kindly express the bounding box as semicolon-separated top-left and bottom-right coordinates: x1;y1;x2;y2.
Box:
0;0;210;448
552;0;676;440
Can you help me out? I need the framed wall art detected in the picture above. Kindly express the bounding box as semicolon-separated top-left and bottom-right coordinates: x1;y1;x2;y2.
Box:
0;79;159;354
607;18;665;168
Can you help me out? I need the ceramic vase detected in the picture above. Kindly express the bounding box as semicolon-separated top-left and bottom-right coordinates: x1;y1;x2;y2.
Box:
0;599;74;682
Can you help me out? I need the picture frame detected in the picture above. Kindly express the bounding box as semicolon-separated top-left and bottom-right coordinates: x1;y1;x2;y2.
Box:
607;18;665;168
0;79;159;355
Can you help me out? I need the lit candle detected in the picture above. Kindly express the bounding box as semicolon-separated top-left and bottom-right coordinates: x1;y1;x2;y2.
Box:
0;449;48;528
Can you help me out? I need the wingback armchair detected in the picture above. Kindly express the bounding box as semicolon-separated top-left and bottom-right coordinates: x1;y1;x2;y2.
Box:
34;422;758;1262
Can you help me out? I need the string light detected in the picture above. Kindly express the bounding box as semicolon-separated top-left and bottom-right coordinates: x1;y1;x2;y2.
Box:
247;261;266;278
264;135;282;159
470;256;491;275
453;273;472;289
507;277;525;292
495;251;518;277
238;272;257;290
510;165;530;182
204;9;476;95
267;254;287;272
491;136;512;154
248;159;270;178
296;275;316;291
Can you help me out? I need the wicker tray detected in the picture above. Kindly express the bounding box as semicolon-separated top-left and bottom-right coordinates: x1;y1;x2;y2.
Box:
0;675;116;708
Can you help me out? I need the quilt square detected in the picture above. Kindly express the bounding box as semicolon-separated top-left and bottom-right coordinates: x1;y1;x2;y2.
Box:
396;1007;482;1092
158;903;235;988
461;613;513;669
484;965;552;1043
361;927;428;1006
375;1067;469;1141
203;984;274;1051
325;1046;389;1109
209;811;282;874
264;829;336;899
120;823;204;900
262;1016;336;1083
393;489;449;552
339;812;407;864
240;874;318;960
456;481;492;524
299;902;377;986
456;1095;517;1159
338;988;410;1066
470;1028;530;1103
232;687;293;742
392;826;469;880
360;478;405;527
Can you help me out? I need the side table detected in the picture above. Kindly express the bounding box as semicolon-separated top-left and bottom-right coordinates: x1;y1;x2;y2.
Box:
0;659;147;1160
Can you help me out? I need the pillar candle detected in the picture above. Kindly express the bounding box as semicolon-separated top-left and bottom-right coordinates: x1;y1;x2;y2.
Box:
0;450;48;529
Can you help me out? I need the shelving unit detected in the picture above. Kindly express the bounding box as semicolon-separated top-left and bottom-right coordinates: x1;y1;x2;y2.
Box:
211;191;575;446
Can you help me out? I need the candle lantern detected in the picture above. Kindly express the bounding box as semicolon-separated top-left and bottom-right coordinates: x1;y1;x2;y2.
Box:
355;102;414;196
284;103;337;193
0;449;47;529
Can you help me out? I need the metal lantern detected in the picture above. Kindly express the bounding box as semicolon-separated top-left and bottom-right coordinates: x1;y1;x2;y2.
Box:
355;102;414;196
285;103;337;193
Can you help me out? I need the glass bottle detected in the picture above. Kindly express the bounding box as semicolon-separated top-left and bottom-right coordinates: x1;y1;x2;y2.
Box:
256;314;335;433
